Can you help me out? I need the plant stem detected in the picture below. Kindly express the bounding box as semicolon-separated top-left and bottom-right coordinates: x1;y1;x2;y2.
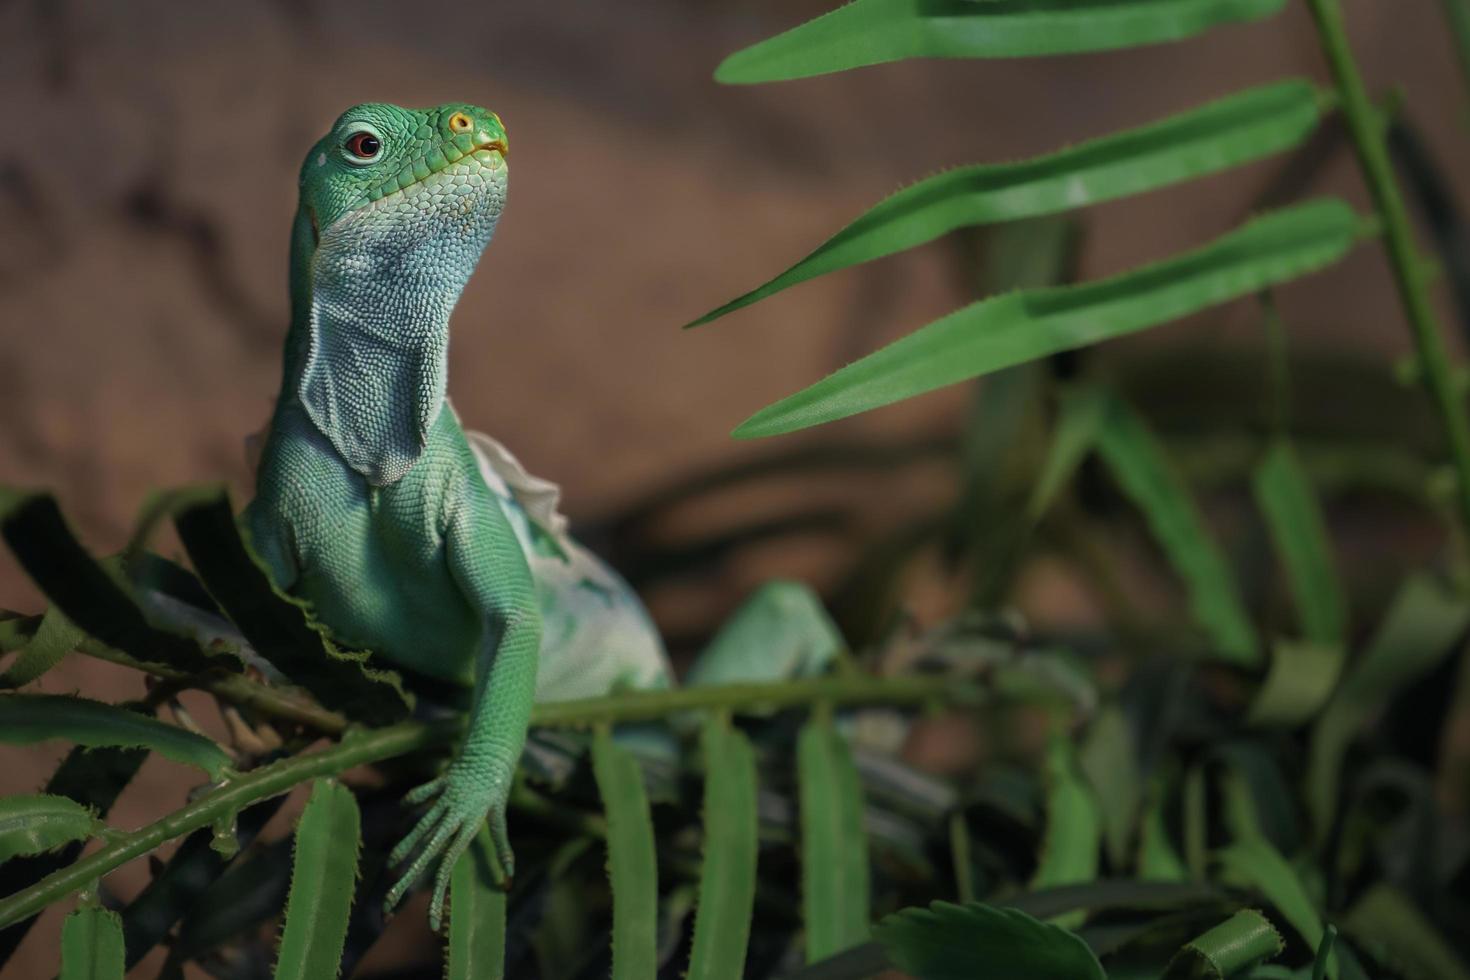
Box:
1307;0;1470;533
1439;0;1470;115
0;673;981;928
0;718;456;929
529;673;981;727
80;639;350;734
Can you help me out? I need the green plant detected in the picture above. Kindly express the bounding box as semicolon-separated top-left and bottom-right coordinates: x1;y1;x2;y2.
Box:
4;1;1470;978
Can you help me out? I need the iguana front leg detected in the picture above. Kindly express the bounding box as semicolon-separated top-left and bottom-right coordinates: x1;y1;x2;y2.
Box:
384;488;541;929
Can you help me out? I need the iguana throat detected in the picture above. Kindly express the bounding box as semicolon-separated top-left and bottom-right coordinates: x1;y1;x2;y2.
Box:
285;104;509;485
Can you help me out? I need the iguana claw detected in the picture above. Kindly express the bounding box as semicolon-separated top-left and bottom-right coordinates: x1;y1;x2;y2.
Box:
384;767;514;931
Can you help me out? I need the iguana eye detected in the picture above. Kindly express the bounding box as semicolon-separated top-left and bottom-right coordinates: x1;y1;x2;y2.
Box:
345;132;381;160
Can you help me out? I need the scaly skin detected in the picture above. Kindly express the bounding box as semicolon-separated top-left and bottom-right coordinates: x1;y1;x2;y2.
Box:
244;101;844;931
244;103;532;928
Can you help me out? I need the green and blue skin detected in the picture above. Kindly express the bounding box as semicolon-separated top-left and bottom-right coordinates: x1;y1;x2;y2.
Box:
244;102;839;928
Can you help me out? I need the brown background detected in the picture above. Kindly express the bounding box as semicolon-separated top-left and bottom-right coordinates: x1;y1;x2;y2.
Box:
1;0;1467;975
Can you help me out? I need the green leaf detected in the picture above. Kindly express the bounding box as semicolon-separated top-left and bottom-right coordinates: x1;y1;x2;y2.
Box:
157;487;412;721
1030;385;1110;519
798;712;870;961
1165;908;1285;978
1138;778;1190;882
274;779;360;980
0;795;98;864
715;0;1287;84
1216;837;1337;980
59;906;124;980
0;742;147;969
120;798;284;972
0;607;82;689
0;694;230;779
1341;885;1470;980
1245;640;1344;727
592;728;658;980
873;901;1105;980
733;199;1361;440
688;717;758;979
1078;705;1141;869
447;823;507;980
693;80;1325;326
1306;574;1470;838
0;489;233;676
1031;733;1101;928
1093;394;1259;665
1252;441;1347;647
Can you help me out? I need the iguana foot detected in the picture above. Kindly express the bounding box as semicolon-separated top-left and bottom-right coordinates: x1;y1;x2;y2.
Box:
384;765;514;930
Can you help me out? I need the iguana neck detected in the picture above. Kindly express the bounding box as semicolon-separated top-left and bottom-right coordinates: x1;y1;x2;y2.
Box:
277;200;482;486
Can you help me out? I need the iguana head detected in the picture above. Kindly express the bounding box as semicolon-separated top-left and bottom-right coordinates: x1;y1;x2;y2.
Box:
286;102;510;484
296;102;508;236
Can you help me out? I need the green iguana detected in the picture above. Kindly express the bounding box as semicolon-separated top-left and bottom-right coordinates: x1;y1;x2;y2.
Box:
241;102;841;928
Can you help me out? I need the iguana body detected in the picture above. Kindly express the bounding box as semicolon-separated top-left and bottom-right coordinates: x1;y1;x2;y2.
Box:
243;102;839;927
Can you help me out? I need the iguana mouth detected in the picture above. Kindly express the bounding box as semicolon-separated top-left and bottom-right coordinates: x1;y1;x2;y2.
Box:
362;134;508;205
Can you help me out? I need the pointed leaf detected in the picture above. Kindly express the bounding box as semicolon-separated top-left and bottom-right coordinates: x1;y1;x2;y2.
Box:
0;607;81;689
59;906;124;980
0;489;233;676
1093;394;1259;664
0;795;98;864
592;728;658;980
687;717;758;979
873;901;1105;980
1031;734;1101;928
0;694;230;779
158;487;412;721
447;824;507;980
1078;706;1141;869
799;713;870;961
0;743;147;968
716;0;1287;84
1030;385;1110;519
1341;884;1470;980
734;199;1361;440
274;779;360;980
1252;441;1346;647
1306;574;1470;838
694;80;1325;325
1217;837;1337;980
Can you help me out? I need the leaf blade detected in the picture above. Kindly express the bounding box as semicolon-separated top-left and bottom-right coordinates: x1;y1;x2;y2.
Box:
273;779;360;980
0;607;82;689
799;713;870;962
162;488;412;721
734;199;1362;440
0;795;98;865
1306;574;1470;838
1216;837;1336;980
1252;440;1347;647
716;0;1287;84
0;694;230;779
1165;908;1285;978
1093;395;1259;664
872;901;1105;980
693;80;1325;325
592;729;659;980
0;489;233;676
447;823;507;980
1031;733;1102;929
687;718;758;979
59;906;124;980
